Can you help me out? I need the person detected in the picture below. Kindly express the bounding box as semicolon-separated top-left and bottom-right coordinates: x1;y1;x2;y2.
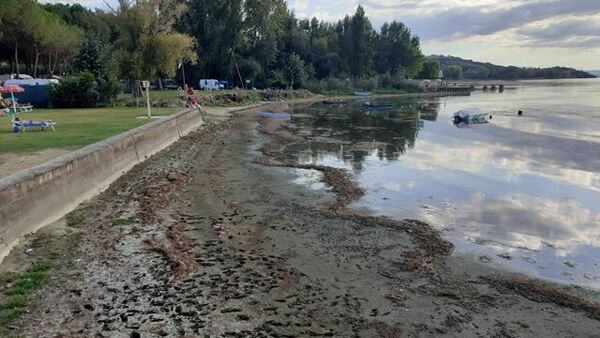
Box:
0;94;7;117
518;110;523;116
187;96;199;108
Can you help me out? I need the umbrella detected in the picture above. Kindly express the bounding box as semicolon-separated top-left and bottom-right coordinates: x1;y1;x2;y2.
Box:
0;85;25;121
0;85;25;94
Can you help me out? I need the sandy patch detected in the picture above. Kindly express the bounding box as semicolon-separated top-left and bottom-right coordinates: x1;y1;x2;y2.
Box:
0;149;71;179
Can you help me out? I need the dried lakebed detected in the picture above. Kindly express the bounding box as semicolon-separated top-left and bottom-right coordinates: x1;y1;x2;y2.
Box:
1;107;599;337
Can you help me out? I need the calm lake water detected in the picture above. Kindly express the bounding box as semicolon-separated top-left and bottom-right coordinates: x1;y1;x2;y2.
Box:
285;79;600;289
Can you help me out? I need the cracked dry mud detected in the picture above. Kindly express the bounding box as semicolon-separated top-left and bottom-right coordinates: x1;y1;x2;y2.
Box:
3;106;600;337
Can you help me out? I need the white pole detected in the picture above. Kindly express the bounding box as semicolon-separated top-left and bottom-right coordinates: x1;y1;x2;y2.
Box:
145;84;151;119
10;91;16;122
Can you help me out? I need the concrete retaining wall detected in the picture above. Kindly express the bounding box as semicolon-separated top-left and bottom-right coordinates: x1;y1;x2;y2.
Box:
0;107;204;260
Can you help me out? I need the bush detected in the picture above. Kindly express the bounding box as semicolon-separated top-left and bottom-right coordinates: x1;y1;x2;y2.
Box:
96;76;121;106
49;72;121;108
49;73;98;108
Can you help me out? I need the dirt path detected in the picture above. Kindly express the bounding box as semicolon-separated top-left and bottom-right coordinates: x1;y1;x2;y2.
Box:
1;108;599;337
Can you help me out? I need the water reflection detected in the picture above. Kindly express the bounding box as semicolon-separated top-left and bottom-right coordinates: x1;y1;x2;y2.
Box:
286;80;600;289
289;100;431;168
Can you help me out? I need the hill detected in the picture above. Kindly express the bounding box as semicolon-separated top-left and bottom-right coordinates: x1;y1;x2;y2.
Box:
588;70;600;77
427;55;596;80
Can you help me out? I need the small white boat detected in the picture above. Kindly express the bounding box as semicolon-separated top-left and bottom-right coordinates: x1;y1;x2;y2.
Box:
354;91;372;97
453;109;490;125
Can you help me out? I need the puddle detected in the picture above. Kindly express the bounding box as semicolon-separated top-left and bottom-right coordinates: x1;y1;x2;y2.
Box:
284;79;600;289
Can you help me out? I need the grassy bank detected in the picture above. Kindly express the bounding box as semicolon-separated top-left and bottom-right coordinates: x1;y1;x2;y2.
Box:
0;107;177;154
0;262;53;334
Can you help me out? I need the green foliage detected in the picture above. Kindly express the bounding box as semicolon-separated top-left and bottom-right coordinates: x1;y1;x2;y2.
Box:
42;3;113;41
429;55;596;80
285;53;308;89
112;219;136;226
49;72;121;108
1;0;594;89
0;0;82;76
74;37;107;76
376;21;422;77
114;0;197;87
180;2;424;88
49;72;98;108
95;76;121;106
444;65;463;80
306;74;421;94
417;60;441;79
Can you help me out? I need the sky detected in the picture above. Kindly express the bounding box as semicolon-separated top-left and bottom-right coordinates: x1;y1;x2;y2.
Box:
41;0;600;70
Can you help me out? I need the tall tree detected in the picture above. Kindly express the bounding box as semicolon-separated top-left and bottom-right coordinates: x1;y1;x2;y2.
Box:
344;6;374;77
113;0;197;91
285;53;308;89
376;21;423;78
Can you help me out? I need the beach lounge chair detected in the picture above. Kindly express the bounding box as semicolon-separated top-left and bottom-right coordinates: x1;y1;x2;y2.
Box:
13;120;56;133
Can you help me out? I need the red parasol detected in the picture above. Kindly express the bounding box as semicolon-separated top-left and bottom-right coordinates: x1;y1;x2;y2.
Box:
0;85;25;94
0;85;26;121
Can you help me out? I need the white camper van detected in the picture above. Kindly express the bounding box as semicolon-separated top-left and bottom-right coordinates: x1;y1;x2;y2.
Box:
199;79;223;91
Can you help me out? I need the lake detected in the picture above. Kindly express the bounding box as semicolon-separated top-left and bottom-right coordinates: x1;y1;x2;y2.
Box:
285;79;600;289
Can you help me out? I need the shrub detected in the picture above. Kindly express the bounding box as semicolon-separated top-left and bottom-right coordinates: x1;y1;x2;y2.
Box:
49;72;98;108
96;76;121;106
49;72;121;108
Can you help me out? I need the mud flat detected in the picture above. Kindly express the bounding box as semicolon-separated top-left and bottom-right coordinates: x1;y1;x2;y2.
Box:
1;106;599;337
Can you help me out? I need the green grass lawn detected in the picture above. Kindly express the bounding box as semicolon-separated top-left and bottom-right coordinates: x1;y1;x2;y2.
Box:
0;107;178;154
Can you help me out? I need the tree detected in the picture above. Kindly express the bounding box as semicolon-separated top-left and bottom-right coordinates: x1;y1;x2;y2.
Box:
417;60;441;79
0;0;42;75
376;21;423;78
113;0;197;93
42;3;113;42
182;0;243;81
339;6;374;77
445;65;463;80
74;37;107;77
285;53;308;89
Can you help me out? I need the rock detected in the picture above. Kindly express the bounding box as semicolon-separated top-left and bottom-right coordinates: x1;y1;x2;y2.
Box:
497;253;512;260
236;314;251;321
167;172;178;182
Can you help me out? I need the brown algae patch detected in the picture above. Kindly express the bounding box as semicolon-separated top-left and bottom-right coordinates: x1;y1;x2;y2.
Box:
482;275;600;321
146;223;199;282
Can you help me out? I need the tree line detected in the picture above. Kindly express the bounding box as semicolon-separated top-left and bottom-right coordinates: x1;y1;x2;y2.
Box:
0;0;434;95
429;55;595;80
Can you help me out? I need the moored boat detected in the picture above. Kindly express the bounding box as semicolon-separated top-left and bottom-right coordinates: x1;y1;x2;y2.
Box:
363;102;395;109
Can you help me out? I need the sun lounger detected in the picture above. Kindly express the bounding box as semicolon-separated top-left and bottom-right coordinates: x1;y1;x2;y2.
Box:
13;120;56;133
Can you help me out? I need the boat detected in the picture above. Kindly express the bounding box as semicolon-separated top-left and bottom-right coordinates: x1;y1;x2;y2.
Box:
453;109;490;126
322;98;346;105
354;91;372;97
363;102;396;109
257;112;291;120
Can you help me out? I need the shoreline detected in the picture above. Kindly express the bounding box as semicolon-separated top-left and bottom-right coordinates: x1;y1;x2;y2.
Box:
1;107;598;336
0;89;462;180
